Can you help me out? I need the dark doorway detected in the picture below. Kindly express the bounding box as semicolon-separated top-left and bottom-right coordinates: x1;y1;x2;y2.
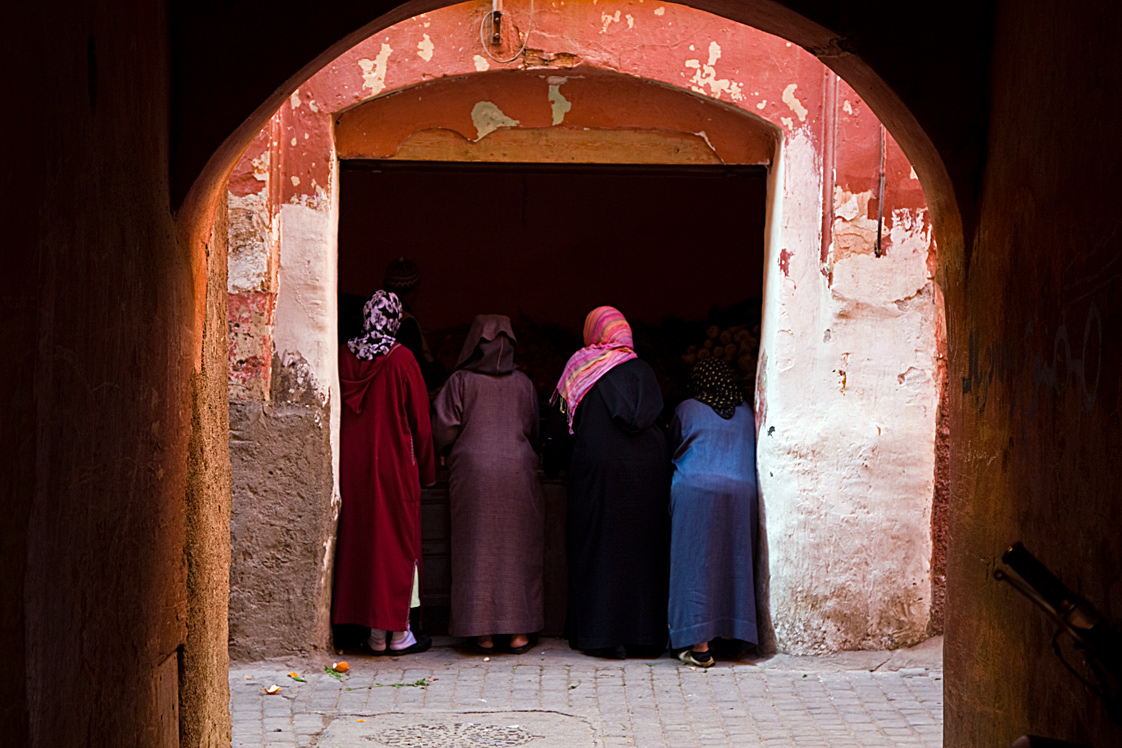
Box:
336;159;768;635
338;160;768;333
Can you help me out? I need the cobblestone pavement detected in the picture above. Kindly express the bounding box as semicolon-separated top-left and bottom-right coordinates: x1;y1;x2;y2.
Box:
230;636;943;747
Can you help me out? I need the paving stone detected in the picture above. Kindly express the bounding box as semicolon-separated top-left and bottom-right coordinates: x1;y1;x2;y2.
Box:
230;636;943;747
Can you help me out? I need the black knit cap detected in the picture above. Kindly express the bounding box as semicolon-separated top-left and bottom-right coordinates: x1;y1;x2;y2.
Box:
383;256;420;292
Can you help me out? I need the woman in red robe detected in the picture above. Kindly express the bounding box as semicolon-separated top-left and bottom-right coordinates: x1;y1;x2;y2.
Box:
333;290;436;655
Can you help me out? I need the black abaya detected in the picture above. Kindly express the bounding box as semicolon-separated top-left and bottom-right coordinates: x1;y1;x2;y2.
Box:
565;358;671;651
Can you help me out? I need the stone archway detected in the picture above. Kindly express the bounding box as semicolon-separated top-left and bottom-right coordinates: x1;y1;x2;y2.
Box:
222;0;945;661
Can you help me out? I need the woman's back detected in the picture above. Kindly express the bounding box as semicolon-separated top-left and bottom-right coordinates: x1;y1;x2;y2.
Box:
430;314;545;639
572;358;666;462
671;399;757;490
438;369;538;459
566;357;670;652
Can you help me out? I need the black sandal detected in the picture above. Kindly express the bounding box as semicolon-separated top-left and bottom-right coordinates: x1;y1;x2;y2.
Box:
507;634;538;655
468;638;496;655
386;633;433;656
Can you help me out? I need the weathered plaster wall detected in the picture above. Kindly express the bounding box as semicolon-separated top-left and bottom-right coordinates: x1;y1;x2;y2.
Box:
755;74;940;653
755;76;941;652
226;112;341;660
335;70;776;164
226;0;943;656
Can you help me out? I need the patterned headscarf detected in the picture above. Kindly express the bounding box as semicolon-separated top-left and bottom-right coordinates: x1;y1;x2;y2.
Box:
347;290;403;361
689;358;744;419
552;306;638;433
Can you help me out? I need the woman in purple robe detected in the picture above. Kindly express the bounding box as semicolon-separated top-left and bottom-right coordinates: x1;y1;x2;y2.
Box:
432;315;545;654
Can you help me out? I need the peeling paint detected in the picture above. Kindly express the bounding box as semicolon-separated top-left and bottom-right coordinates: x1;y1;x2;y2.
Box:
290;176;301;187
654;5;665;15
756;100;767;110
471;101;520;140
227;191;271;294
288;184;330;212
548;80;572;125
626;13;634;29
832;188;879;260
600;10;621;33
843;99;854;115
522;49;581;69
780;116;793;130
418;34;434;62
683;42;744;102
358;43;393;95
473;54;490;72
782;83;808;122
290;90;301;109
888;207;933;255
308;99;319;113
779;248;793;277
250;151;269;182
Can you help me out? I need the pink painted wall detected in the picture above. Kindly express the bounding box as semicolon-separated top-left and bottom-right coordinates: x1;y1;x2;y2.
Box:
227;2;934;395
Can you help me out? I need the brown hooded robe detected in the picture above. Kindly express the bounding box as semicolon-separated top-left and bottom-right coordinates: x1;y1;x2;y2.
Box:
432;315;545;637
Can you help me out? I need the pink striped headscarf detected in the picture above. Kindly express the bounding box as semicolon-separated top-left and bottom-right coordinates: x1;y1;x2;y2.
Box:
552;306;638;433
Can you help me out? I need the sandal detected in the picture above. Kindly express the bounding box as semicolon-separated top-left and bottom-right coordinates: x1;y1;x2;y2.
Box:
507;634;537;655
387;633;433;656
678;649;715;668
363;642;390;656
468;638;496;655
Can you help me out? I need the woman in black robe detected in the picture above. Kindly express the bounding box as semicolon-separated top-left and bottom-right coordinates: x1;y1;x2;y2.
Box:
553;306;671;657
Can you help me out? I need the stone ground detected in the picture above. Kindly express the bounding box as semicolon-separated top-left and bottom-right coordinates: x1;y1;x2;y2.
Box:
229;636;943;747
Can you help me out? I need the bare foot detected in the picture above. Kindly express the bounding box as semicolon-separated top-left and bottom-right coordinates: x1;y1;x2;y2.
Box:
477;635;494;650
510;634;530;649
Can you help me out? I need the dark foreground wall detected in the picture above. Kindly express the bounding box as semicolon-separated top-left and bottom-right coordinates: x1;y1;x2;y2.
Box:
2;2;231;747
944;1;1122;744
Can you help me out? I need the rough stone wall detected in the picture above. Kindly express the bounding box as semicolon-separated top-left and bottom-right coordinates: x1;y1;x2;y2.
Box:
229;397;335;661
181;176;234;748
944;0;1122;745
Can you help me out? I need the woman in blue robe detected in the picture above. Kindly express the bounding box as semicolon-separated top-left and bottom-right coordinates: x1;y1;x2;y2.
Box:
668;358;759;667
